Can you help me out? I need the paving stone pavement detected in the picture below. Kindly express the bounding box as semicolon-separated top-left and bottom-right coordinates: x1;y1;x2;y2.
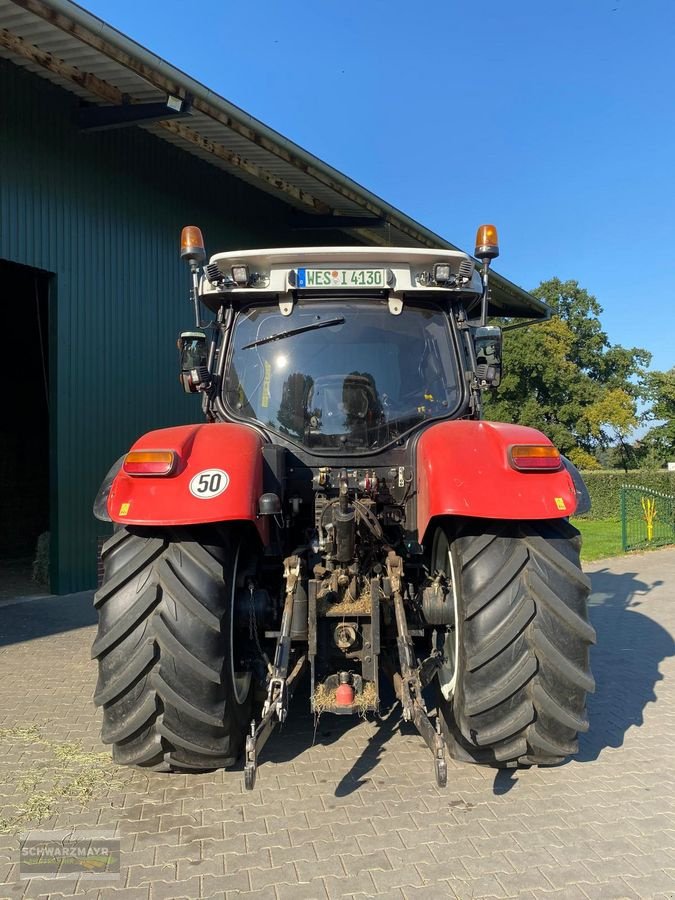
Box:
0;550;674;899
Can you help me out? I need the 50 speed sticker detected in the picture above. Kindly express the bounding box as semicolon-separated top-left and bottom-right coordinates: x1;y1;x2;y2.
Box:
189;468;230;499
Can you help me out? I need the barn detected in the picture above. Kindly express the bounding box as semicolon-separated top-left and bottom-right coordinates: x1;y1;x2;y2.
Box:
0;0;541;593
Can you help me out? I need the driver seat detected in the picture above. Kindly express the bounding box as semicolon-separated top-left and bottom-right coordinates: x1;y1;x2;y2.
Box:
342;374;377;421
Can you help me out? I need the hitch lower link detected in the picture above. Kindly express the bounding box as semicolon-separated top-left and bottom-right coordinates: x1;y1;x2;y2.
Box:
244;556;306;790
387;552;448;788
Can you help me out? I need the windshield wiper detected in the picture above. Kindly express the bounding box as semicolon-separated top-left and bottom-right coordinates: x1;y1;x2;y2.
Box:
242;317;345;349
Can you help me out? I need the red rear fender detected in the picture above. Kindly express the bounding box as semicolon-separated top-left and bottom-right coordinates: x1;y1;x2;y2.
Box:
416;420;578;541
107;423;268;540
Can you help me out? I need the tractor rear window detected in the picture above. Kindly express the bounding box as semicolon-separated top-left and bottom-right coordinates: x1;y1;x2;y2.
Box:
225;299;462;452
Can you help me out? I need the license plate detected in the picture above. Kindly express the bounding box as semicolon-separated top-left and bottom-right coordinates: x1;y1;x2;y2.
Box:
296;268;386;289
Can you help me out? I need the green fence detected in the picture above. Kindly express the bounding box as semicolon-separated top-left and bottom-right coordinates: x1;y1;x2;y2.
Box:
620;485;675;552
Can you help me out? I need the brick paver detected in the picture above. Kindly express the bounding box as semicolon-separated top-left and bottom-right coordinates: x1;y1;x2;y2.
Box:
1;550;674;898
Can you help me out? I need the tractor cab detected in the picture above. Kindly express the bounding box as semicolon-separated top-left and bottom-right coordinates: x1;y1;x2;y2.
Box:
180;237;522;451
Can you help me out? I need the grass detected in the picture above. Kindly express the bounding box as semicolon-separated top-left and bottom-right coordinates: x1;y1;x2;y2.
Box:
572;516;675;562
571;518;623;562
0;725;123;834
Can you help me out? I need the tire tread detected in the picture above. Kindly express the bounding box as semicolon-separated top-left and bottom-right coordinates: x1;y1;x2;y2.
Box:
437;519;594;767
93;527;251;771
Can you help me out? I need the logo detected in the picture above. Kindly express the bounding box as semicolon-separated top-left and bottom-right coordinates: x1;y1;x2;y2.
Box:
189;468;230;499
20;831;120;880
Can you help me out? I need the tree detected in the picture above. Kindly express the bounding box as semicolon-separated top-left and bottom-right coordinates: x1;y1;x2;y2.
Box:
640;367;675;465
484;279;651;464
567;447;602;470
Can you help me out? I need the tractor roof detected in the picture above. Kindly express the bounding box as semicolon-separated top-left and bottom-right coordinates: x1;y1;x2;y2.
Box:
204;247;549;320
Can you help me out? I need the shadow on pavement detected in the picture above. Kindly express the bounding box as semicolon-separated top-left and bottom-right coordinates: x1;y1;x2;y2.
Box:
493;769;519;794
331;702;410;797
577;566;674;761
0;591;97;647
254;677;420;796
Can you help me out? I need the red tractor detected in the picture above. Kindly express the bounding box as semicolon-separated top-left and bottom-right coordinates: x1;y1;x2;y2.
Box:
93;226;594;788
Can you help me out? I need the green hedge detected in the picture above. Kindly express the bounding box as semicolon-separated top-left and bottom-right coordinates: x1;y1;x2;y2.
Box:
577;470;675;520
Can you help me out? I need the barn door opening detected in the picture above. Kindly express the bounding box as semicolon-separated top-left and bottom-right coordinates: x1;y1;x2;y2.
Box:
0;260;52;598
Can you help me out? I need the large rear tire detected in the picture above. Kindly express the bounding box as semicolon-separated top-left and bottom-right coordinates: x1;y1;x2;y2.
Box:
432;519;595;767
92;526;253;771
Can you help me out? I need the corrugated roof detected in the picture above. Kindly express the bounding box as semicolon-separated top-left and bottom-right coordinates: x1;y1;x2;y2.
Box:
0;0;548;318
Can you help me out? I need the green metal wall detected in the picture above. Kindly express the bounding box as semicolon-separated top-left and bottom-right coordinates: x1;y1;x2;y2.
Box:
0;58;356;593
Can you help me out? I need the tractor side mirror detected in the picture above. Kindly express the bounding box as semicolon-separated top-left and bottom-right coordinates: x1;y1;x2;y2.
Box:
473;325;502;388
178;331;210;393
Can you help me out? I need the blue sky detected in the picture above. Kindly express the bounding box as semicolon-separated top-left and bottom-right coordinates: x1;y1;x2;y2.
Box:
83;0;674;373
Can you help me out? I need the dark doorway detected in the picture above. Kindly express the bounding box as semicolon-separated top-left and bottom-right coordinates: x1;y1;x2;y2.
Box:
0;260;52;598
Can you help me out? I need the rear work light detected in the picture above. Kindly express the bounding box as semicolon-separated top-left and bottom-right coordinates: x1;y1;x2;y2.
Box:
231;265;249;285
123;450;176;476
509;445;562;471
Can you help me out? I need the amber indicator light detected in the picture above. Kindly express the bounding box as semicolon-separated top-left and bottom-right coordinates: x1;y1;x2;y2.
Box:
123;450;176;476
510;445;561;471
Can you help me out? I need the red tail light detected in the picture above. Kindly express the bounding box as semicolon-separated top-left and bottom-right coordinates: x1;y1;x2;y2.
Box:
509;445;561;471
123;450;176;476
